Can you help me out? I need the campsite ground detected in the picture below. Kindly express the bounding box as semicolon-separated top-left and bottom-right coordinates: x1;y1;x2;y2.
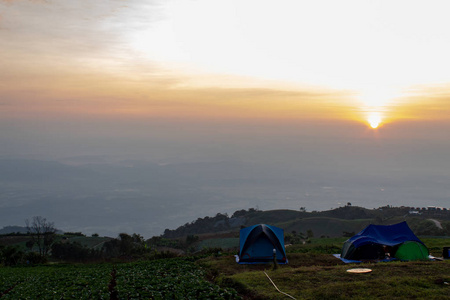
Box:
0;235;449;299
199;237;450;299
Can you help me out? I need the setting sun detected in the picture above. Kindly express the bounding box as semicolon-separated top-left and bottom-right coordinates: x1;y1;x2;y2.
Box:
367;112;382;129
355;86;402;129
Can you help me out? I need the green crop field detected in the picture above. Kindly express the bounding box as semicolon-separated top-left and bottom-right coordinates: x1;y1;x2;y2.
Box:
0;259;240;299
0;264;111;299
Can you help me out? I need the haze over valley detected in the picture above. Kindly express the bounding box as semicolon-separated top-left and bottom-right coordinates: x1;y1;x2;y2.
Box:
1;129;449;237
1;1;450;238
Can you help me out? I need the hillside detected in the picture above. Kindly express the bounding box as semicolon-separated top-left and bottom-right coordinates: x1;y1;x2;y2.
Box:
162;206;450;240
0;226;28;235
2;205;449;257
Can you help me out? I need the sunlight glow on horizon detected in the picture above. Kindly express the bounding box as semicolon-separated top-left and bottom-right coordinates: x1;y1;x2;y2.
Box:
356;86;402;128
367;111;382;129
122;0;450;127
2;0;450;127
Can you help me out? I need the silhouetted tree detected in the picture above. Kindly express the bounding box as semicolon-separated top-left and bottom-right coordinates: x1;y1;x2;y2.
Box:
52;241;101;262
25;216;57;257
102;233;149;259
102;239;120;258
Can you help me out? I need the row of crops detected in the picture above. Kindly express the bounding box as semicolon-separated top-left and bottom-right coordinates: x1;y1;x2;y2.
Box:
0;258;240;299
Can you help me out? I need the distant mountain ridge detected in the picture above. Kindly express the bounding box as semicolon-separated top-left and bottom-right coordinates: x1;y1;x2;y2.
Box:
1;206;449;239
0;226;28;235
162;206;450;239
0;225;64;235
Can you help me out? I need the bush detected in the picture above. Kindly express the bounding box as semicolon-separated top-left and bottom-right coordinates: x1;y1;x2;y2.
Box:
0;246;24;266
51;241;101;262
26;251;47;265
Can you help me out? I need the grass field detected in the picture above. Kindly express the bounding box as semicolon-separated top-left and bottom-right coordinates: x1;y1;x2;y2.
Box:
200;254;450;299
199;237;450;299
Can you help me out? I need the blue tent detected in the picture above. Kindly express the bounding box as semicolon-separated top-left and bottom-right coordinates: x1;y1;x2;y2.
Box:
340;222;428;261
237;224;287;264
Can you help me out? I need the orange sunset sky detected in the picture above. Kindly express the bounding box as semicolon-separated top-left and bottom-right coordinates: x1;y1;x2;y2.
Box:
2;0;450;129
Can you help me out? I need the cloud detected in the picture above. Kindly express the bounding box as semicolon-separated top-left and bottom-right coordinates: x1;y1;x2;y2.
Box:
0;0;47;3
0;0;167;75
387;84;450;120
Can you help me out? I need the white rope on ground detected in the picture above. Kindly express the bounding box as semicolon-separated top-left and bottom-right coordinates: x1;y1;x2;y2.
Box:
263;271;297;300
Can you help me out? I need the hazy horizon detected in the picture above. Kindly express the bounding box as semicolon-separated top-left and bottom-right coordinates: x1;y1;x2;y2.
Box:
1;0;450;237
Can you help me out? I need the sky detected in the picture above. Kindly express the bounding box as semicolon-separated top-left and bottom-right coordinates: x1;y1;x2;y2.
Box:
1;0;450;236
2;0;450;126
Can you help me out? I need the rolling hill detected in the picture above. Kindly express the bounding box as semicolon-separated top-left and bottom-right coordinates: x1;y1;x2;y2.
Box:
162;206;450;241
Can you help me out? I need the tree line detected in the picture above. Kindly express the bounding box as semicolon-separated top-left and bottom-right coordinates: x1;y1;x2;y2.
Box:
0;216;170;266
162;208;260;238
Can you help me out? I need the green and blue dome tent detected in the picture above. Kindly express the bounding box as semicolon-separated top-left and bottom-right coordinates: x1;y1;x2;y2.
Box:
237;224;288;264
340;221;428;262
